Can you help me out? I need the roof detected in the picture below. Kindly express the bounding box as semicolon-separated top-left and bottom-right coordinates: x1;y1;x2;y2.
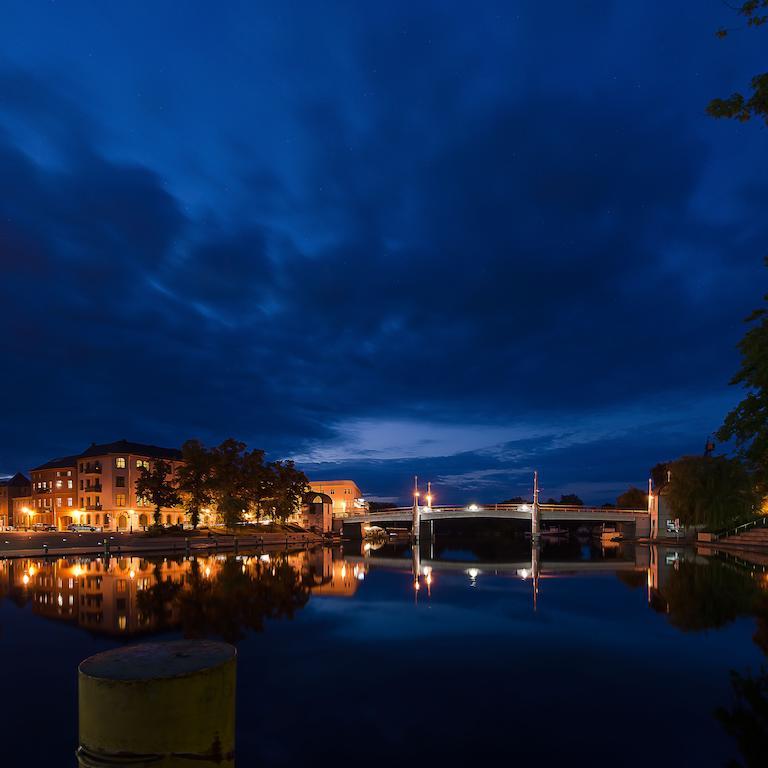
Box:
0;472;30;487
78;439;182;461
303;491;332;504
31;455;79;471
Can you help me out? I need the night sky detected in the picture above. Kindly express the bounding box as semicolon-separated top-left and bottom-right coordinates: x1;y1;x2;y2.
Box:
1;2;765;504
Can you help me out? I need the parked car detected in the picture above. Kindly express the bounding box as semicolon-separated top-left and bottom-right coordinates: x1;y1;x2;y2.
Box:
68;524;101;533
32;523;57;531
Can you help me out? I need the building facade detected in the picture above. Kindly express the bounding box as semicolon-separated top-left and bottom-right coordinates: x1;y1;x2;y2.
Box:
26;440;185;531
29;456;78;529
0;472;31;528
74;440;184;531
308;480;366;518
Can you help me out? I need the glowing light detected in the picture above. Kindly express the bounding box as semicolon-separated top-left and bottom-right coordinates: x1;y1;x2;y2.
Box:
340;565;347;579
204;566;211;578
519;568;529;580
414;580;420;591
129;570;135;579
468;504;479;512
22;574;29;585
73;565;84;578
520;504;530;512
28;566;37;577
259;554;270;563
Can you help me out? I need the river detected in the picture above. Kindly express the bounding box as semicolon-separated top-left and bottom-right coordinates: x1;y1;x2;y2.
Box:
0;539;765;766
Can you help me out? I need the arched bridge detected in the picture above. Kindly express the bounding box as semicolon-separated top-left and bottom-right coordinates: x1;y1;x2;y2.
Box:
344;502;648;525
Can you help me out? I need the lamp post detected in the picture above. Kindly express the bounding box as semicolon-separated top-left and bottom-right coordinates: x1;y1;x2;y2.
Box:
412;476;420;543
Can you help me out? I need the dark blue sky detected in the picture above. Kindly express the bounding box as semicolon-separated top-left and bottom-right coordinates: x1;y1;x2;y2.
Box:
0;2;765;504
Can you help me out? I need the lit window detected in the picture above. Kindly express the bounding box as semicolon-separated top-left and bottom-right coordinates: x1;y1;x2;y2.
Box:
116;457;126;469
136;459;150;470
67;480;73;489
56;497;62;507
116;494;126;507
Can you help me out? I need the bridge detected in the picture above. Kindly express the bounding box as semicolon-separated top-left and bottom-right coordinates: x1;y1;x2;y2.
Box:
341;502;650;537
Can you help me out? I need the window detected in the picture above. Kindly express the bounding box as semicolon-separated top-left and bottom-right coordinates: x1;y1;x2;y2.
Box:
115;476;126;488
67;480;73;489
67;498;73;507
56;497;62;507
80;497;84;507
116;494;126;507
136;459;149;470
115;457;126;469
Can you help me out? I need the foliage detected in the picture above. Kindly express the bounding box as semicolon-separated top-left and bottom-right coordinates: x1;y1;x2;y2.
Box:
135;459;181;527
663;455;756;529
210;439;249;530
558;493;583;506
177;439;216;528
264;460;310;522
616;486;648;509
717;258;768;496
708;1;768;125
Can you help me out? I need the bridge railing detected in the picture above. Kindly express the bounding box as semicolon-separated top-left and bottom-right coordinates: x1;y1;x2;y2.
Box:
340;503;647;519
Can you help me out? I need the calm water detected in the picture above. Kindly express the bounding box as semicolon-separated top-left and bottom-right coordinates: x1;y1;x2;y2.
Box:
1;539;766;766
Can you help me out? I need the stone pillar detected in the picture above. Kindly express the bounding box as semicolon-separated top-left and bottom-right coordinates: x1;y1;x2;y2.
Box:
78;640;236;767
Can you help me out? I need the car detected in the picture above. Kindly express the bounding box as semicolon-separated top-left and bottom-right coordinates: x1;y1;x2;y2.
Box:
68;524;101;533
32;524;57;532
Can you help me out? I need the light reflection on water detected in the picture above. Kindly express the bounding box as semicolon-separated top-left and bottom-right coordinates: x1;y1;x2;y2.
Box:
1;541;767;766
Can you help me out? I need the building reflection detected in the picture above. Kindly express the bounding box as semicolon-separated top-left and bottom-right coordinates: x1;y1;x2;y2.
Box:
0;547;365;639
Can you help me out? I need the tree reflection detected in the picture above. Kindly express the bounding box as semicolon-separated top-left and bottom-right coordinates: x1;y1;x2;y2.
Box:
136;556;311;643
715;669;768;768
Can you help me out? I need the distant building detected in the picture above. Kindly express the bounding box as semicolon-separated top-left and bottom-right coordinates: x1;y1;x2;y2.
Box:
297;492;333;533
308;480;366;517
0;472;31;528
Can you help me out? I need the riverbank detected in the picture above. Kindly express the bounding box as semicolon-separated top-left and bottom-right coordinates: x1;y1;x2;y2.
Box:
0;529;327;559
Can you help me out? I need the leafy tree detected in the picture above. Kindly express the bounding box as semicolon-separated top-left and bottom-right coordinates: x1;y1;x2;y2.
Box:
135;459;181;527
559;493;583;506
716;669;768;768
707;2;768;125
500;496;526;504
267;460;309;521
177;439;215;529
210;439;249;530
664;455;756;529
717;258;768;496
616;486;648;510
241;448;272;521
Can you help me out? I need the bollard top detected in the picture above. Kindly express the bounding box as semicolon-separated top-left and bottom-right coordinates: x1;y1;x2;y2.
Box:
79;640;236;682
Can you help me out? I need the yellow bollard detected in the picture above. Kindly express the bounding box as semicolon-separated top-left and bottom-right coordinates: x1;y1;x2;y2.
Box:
78;640;236;767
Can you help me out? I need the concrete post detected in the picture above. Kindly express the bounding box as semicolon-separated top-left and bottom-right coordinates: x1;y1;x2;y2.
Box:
78;640;236;767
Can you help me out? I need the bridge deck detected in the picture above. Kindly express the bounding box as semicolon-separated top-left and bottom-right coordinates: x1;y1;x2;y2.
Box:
342;503;648;525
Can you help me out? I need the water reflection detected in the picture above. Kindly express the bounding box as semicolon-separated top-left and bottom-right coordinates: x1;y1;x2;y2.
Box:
0;548;358;641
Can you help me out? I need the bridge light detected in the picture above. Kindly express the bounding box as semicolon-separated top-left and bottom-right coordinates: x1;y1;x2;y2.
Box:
520;504;530;512
468;504;479;512
519;568;529;580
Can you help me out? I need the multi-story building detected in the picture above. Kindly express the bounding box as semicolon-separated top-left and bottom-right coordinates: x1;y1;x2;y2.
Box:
29;456;78;529
74;440;185;531
308;479;366;518
25;440;185;531
0;472;31;528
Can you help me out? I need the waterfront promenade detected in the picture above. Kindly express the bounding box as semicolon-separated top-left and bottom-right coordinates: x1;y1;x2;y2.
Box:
0;529;324;558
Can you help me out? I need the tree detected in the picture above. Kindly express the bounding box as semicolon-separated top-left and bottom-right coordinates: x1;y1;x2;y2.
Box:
717;258;768;496
177;439;216;529
664;455;756;529
616;486;648;510
210;439;249;530
267;460;309;522
559;493;583;506
135;459;181;527
707;2;768;126
241;448;272;521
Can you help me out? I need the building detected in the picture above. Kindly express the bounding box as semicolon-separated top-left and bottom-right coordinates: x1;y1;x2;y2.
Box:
26;439;185;531
0;472;31;528
308;480;366;518
74;440;184;531
29;456;78;529
297;492;333;533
